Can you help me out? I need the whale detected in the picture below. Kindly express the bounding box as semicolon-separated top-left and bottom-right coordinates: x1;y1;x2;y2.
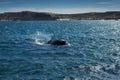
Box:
46;39;69;46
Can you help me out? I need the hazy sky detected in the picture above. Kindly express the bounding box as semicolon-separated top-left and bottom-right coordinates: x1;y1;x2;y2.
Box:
0;0;120;14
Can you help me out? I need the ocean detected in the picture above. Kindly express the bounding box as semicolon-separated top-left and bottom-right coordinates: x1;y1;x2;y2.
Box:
0;20;120;80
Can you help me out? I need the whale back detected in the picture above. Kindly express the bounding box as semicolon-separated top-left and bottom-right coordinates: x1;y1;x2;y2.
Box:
47;39;67;45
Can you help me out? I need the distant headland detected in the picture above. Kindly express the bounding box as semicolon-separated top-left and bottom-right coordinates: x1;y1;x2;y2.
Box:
0;11;120;21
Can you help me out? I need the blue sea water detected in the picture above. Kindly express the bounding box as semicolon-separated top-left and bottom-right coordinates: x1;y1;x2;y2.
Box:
0;20;120;80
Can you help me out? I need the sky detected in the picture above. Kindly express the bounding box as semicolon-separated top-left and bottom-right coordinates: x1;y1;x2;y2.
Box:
0;0;120;14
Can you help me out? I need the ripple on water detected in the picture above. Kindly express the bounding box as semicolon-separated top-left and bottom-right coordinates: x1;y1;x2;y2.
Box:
0;21;120;80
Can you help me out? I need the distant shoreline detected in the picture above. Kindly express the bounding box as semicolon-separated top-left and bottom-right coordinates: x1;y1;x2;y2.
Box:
0;11;120;21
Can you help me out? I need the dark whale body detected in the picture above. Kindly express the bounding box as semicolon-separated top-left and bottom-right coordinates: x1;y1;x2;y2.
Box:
46;39;68;46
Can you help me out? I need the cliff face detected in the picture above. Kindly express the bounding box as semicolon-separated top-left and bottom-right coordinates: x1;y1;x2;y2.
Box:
0;11;120;21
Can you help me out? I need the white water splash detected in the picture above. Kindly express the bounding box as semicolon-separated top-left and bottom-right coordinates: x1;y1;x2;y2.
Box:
33;31;51;45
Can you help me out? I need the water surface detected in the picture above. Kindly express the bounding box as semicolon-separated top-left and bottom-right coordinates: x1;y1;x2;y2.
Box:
0;20;120;80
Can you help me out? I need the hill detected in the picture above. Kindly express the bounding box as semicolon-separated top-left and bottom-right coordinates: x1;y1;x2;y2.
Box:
0;11;120;21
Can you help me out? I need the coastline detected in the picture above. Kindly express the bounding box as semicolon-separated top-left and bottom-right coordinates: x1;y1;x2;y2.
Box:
0;11;120;21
